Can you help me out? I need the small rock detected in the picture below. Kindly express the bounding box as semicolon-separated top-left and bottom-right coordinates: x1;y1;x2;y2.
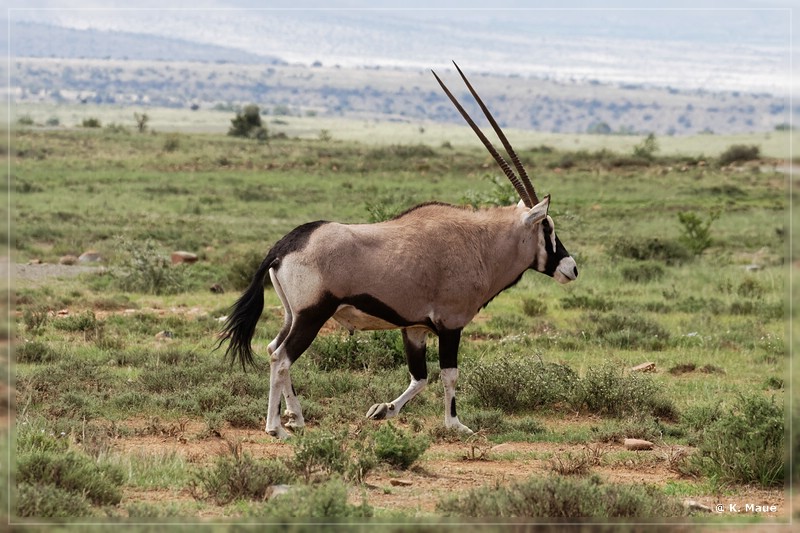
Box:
59;255;78;265
389;479;413;487
28;258;42;265
624;438;654;451
745;264;761;272
155;330;174;341
267;484;292;500
216;315;228;323
683;499;712;513
629;362;656;373
210;283;224;294
78;250;103;263
171;251;198;265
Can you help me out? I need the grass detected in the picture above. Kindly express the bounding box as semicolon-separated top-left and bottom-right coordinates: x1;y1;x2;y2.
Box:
9;124;790;521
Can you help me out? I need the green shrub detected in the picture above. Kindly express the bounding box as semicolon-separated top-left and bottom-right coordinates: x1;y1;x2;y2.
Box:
16;482;92;517
111;237;187;295
247;478;373;518
163;133;181;152
588;312;670;350
677;209;719;256
613;236;691;265
437;475;685;517
82;117;101;128
16;340;57;363
694;394;784;486
560;293;613;311
291;429;376;483
220;402;262;429
17;450;125;506
52;310;98;333
464;357;578;413
522;298;547;317
620;262;665;283
718;144;760;166
189;441;294;505
17;115;34;126
574;363;677;420
462;175;519;208
309;330;406;371
226;249;265;291
229;104;267;140
373;423;429;470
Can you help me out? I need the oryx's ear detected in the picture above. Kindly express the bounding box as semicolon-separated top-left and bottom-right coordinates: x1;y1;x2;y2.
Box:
517;199;526;208
523;195;550;225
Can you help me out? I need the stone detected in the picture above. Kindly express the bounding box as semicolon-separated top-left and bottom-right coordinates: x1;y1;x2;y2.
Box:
78;250;103;263
155;330;174;341
624;438;654;451
389;479;413;487
59;255;78;265
683;499;712;513
171;251;198;265
209;283;224;294
629;362;656;373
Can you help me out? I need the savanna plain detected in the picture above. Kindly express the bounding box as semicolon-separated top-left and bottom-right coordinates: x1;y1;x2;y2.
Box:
4;113;794;529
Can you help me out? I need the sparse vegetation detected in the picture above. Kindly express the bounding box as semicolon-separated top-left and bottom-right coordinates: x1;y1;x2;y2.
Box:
11;125;786;521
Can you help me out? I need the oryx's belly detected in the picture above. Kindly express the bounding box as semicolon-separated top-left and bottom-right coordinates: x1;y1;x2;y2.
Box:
333;305;397;332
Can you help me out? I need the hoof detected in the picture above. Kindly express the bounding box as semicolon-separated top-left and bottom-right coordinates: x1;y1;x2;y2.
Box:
366;403;395;420
445;420;474;435
266;426;291;440
284;411;305;430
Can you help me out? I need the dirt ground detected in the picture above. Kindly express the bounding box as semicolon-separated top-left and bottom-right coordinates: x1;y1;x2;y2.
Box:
110;417;790;522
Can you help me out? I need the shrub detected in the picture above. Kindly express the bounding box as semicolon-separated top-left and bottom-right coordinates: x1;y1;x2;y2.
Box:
81;117;101;128
18;115;34;126
373;423;429;470
226;249;265;291
588;312;670;350
436;475;685;517
248;478;373;518
309;330;406;372
718;144;760;166
560;293;613;311
17;450;125;506
111;237;186;295
632;133;659;160
522;297;547;317
694;394;784;486
16;340;58;363
16;482;92;517
52;310;98;333
677;209;719;256
574;363;677;419
229;104;267;140
463;175;519;208
620;262;665;283
613;236;691;265
291;429;376;483
163;133;181;152
189;441;294;505
464;357;578;413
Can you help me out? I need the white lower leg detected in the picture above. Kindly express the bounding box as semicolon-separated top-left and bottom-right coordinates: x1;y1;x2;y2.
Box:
441;368;472;433
283;378;305;429
266;350;291;439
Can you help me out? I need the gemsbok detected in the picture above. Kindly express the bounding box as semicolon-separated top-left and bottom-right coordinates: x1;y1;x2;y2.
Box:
219;63;578;438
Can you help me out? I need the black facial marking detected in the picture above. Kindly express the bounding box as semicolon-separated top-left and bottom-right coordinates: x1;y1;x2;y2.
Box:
450;397;457;418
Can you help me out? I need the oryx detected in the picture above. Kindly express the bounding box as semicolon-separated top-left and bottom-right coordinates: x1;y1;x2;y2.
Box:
219;63;578;438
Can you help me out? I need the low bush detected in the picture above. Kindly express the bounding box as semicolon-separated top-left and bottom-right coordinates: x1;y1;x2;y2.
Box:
373;422;429;470
694;394;784;486
309;330;406;372
464;357;578;413
245;478;373;518
620;262;665;283
189;441;294;505
718;144;760;166
574;363;677;420
436;475;685;517
17;449;125;507
16;482;92;517
291;428;376;483
613;236;691;265
110;237;187;295
588;312;670;350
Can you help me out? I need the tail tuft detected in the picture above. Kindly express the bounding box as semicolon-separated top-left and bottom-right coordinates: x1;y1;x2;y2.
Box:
217;257;272;371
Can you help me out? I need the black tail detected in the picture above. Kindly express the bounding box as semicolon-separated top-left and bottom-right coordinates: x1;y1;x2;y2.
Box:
218;253;275;371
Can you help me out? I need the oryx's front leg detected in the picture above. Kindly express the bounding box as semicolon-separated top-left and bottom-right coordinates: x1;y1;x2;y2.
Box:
439;329;473;434
367;327;428;421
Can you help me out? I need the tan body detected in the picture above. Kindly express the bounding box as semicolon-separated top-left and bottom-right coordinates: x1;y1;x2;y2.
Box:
220;64;578;439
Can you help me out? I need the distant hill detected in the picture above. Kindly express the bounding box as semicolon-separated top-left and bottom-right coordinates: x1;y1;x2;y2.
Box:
6;21;283;65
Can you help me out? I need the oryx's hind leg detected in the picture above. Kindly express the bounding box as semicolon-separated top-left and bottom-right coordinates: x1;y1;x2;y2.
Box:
439;328;473;434
267;269;306;430
367;327;428;421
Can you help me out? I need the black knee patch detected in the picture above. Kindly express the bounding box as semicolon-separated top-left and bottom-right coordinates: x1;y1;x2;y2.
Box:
450;397;457;418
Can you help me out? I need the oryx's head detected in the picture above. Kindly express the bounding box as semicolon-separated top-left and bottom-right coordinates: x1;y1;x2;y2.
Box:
432;62;578;284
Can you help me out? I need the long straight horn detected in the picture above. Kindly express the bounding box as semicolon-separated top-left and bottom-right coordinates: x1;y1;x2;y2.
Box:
451;62;538;206
431;69;533;207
